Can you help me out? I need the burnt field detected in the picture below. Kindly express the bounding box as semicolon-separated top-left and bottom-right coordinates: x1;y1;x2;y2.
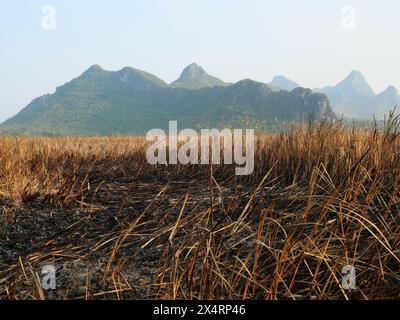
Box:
0;118;400;300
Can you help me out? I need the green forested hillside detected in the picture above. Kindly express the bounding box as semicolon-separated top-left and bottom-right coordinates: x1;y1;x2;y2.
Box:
0;65;336;135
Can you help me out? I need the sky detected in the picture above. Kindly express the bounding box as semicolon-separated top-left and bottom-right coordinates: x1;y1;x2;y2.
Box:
0;0;399;122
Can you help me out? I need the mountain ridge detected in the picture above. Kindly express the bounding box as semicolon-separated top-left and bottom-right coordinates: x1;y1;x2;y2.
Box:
0;64;336;135
318;71;399;118
271;71;399;119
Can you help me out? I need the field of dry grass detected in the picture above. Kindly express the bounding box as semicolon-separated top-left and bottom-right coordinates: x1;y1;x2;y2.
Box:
0;117;400;300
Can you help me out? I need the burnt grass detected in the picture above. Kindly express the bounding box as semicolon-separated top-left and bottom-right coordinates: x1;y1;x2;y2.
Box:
1;119;400;300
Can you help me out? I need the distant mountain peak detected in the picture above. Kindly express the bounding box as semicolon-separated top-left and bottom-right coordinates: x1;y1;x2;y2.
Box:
114;66;167;86
269;75;300;91
349;69;363;77
336;70;375;97
171;63;228;89
383;85;398;94
319;70;398;119
179;63;205;80
89;64;103;70
83;64;106;75
377;85;399;99
345;70;369;84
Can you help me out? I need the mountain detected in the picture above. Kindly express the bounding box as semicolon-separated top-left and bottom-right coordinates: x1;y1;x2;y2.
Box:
269;76;300;92
0;64;336;135
317;71;399;119
325;70;375;99
170;63;229;89
373;86;400;116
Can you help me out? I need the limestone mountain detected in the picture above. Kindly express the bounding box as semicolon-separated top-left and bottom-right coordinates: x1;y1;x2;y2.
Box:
170;63;229;89
317;71;399;119
0;65;336;135
321;70;375;99
269;75;300;92
373;86;400;116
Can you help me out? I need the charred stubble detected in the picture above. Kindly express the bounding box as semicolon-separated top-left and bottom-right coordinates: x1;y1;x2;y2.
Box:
1;116;400;300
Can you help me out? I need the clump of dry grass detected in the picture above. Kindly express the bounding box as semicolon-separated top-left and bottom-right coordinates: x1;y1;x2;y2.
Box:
0;116;399;300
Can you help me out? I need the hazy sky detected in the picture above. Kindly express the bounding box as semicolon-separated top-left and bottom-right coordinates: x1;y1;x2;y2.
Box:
1;0;399;122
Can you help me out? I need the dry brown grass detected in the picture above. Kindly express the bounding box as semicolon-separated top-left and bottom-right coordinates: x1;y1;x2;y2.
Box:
0;116;400;300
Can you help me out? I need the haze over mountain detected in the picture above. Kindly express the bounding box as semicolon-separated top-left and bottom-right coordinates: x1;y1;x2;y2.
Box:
0;64;335;136
317;71;400;119
269;76;300;92
272;71;400;119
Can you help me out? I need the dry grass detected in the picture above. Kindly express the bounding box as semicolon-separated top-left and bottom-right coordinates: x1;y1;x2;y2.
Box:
0;116;400;300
